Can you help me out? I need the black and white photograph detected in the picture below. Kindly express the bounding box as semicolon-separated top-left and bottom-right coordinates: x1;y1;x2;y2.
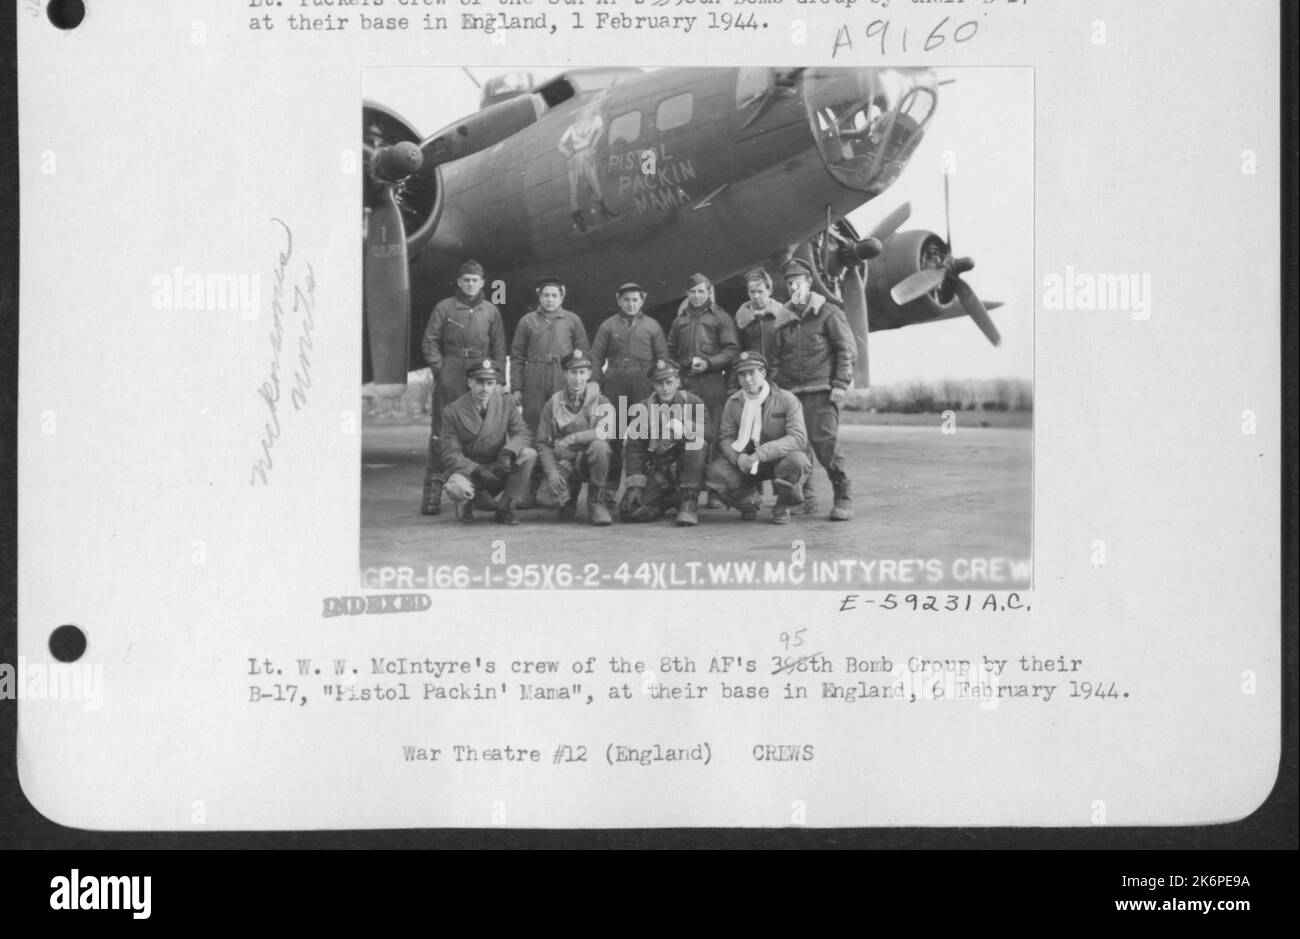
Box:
360;66;1034;590
7;0;1288;853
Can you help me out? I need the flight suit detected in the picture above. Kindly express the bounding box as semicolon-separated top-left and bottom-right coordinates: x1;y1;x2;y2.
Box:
510;307;590;434
421;294;507;489
535;384;616;522
440;388;537;506
590;311;668;488
666;300;739;467
620;388;712;522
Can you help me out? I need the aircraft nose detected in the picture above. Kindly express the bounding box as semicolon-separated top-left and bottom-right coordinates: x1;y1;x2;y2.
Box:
803;69;936;197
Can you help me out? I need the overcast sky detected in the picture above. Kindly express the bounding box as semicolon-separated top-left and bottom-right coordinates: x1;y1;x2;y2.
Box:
364;67;1033;385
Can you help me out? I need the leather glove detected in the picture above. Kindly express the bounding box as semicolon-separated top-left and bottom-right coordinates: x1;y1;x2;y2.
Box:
620;486;644;517
545;474;569;498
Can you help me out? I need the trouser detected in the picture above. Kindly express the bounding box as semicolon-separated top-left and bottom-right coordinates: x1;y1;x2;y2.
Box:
796;390;846;479
682;371;727;464
425;358;473;483
622;446;707;521
568;153;602;211
602;369;652;490
705;452;811;505
520;361;565;435
444;448;538;504
536;439;612;506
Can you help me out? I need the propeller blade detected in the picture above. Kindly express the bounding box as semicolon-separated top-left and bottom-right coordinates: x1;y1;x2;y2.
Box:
842;264;870;389
868;202;911;241
364;188;412;395
890;267;946;306
953;278;1001;346
943;173;952;252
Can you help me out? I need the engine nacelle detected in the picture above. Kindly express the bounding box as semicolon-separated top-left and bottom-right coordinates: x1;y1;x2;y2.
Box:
866;229;963;331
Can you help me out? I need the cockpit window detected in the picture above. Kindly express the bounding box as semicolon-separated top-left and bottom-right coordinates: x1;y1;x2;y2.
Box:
656;93;694;132
608;111;641;146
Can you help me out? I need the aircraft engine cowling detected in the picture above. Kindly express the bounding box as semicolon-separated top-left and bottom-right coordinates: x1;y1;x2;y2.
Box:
866;229;963;329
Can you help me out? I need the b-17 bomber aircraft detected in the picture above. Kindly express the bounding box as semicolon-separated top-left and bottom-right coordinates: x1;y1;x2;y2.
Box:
363;66;1003;396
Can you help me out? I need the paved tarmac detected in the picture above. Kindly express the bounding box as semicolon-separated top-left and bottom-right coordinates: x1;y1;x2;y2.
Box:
360;417;1032;590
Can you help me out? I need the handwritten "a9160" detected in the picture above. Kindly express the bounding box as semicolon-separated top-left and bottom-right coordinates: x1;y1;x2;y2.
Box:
833;16;979;57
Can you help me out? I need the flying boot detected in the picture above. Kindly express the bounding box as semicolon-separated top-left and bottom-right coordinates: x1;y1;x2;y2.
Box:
829;471;854;521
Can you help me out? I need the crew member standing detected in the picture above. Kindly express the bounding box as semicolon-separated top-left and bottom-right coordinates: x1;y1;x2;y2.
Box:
666;272;739;506
735;265;818;511
733;268;783;363
419;259;507;515
770;258;857;521
510;275;590;435
589;281;668;491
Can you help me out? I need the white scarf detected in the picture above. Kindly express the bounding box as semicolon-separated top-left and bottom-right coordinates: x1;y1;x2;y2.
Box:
731;380;770;472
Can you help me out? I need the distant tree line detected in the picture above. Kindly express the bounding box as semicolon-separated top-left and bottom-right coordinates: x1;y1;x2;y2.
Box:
843;378;1033;414
366;372;1033;418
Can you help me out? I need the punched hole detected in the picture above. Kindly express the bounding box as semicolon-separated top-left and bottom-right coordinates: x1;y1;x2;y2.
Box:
49;624;87;662
47;0;85;30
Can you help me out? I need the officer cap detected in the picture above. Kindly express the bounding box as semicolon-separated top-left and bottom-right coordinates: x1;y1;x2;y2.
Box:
561;349;592;371
616;282;646;297
467;358;500;381
458;259;485;278
647;358;680;382
780;258;814;280
733;351;767;374
744;267;773;288
534;275;564;291
686;272;712;289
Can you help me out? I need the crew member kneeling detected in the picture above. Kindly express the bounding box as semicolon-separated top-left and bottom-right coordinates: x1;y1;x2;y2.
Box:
706;352;811;524
536;350;618;526
620;359;712;526
440;359;537;526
